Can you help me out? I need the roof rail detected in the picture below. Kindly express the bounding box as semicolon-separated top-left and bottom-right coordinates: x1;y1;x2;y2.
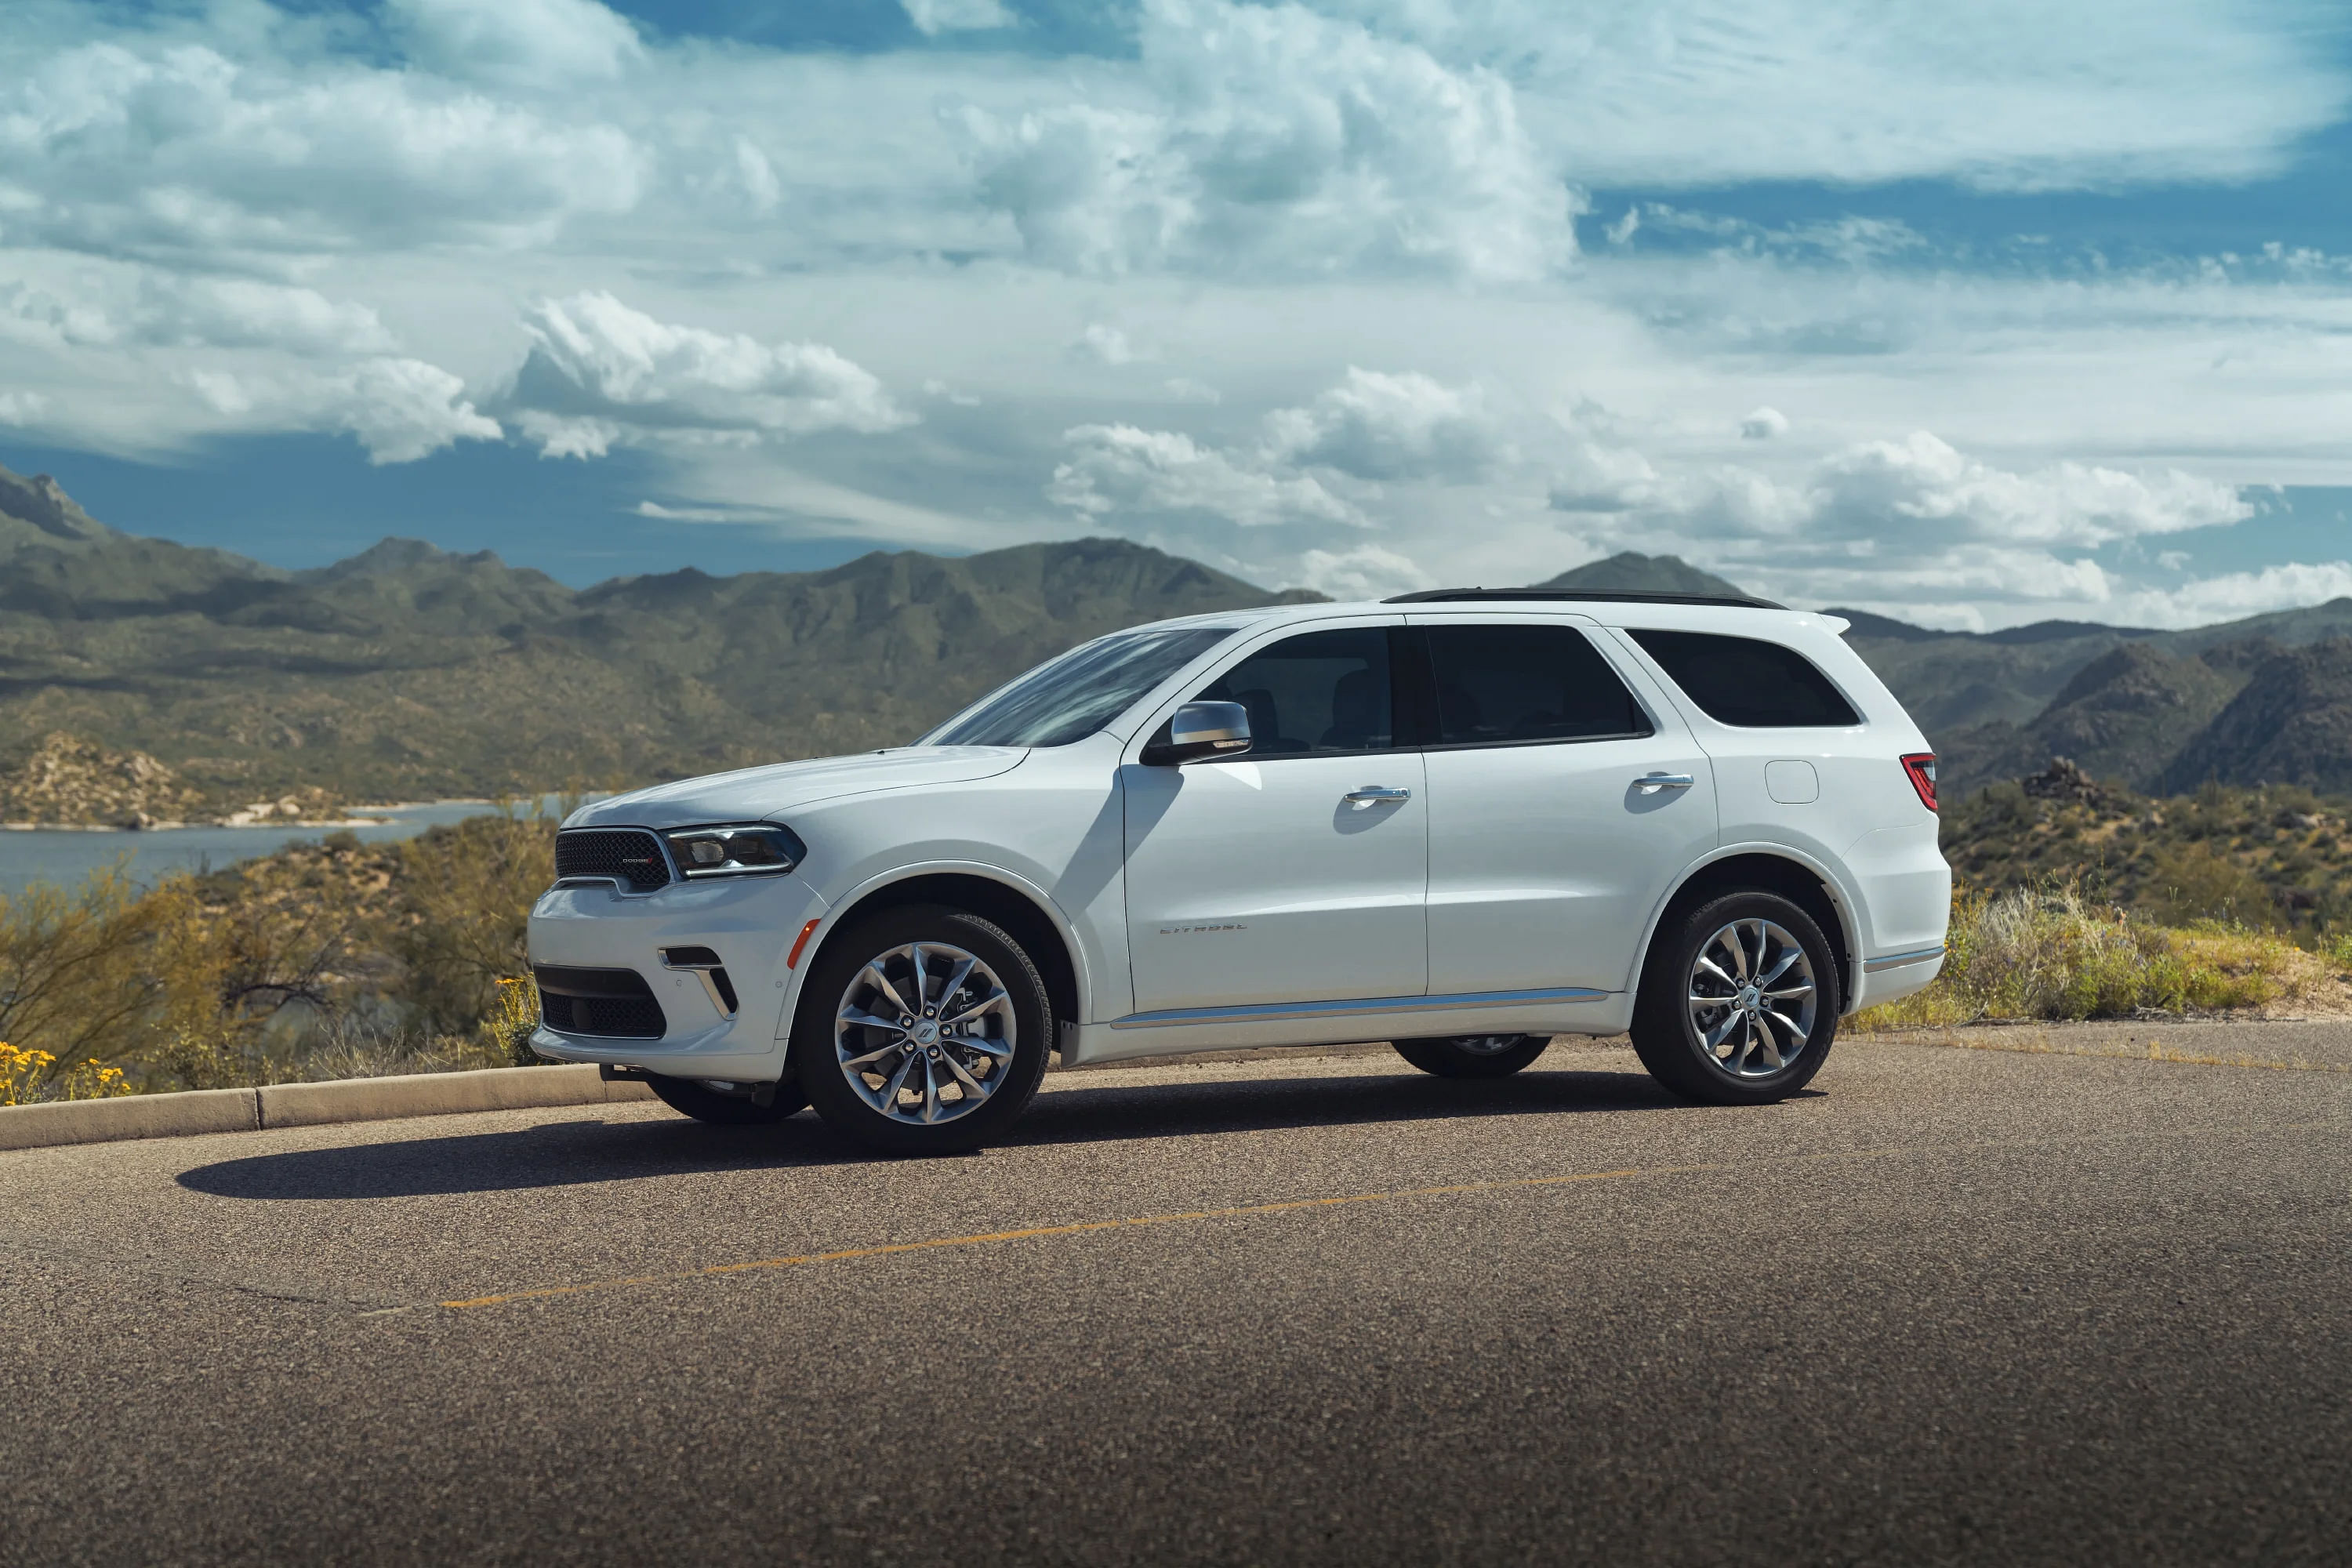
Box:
1382;587;1788;611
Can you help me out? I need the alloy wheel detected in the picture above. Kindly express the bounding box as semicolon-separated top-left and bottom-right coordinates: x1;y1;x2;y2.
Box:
833;941;1016;1125
1686;918;1817;1078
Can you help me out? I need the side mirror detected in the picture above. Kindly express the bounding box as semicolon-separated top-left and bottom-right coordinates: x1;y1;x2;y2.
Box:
1143;700;1254;766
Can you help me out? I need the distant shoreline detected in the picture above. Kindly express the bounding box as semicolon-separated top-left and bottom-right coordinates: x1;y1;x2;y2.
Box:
0;799;504;833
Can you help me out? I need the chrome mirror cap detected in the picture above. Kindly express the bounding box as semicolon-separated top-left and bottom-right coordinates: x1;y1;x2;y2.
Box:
1147;700;1254;765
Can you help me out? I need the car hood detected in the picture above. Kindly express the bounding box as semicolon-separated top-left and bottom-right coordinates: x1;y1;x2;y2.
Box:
564;746;1027;831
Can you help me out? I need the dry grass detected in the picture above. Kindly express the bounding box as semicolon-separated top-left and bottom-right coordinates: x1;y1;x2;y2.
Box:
1853;884;2339;1033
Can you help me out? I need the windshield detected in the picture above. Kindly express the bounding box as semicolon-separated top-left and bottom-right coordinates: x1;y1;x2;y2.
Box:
924;626;1242;748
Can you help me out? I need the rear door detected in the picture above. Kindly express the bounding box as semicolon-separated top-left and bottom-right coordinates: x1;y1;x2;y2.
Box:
1121;619;1428;1014
1413;615;1718;996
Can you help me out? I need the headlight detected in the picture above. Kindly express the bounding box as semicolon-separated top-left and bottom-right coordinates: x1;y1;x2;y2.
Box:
662;823;805;879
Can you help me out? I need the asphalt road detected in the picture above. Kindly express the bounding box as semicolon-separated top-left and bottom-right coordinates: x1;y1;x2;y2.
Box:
5;1033;2350;1566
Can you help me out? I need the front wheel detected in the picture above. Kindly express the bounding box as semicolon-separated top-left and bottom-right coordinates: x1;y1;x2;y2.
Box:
790;905;1052;1155
1630;891;1839;1105
1392;1034;1548;1079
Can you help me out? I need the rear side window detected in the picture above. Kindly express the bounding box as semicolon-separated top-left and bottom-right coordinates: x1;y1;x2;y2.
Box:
1425;625;1650;746
1196;627;1393;755
1627;630;1862;728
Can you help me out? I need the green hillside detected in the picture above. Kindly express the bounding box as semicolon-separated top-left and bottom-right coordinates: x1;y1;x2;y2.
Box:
0;465;1315;802
14;459;2352;808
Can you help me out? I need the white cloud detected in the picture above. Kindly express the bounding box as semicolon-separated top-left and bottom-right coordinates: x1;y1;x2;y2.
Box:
1298;542;1435;598
1072;322;1142;364
1807;432;2249;547
176;354;500;463
901;0;1016;35
1318;0;2351;191
1548;423;2257;621
513;291;913;455
1048;423;1362;528
0;264;391;354
1739;406;1788;441
0;38;645;256
964;0;1577;282
0;0;2347;634
1261;366;1507;481
386;0;642;89
2110;561;2352;627
335;358;504;463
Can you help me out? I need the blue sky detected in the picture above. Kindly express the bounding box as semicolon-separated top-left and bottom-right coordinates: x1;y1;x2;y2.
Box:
2;0;2349;628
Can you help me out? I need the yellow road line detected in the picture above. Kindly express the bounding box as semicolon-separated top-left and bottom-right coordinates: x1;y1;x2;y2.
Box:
432;1105;2352;1314
438;1149;1896;1311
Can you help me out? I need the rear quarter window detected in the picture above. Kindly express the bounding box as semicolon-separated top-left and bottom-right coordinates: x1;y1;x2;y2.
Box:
1626;630;1862;728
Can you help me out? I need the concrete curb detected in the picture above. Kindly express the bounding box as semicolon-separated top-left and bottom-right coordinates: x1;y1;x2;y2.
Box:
0;1065;655;1153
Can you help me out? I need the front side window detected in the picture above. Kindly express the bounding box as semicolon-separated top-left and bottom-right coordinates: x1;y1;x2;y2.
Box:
1195;627;1393;756
1425;624;1651;746
926;625;1240;748
1627;629;1862;728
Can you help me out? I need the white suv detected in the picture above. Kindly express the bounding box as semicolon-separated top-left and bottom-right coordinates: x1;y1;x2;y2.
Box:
528;590;1950;1152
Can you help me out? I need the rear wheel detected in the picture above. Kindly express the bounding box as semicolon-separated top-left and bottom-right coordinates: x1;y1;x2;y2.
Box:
645;1073;807;1126
1392;1033;1548;1079
790;905;1052;1155
1630;891;1838;1105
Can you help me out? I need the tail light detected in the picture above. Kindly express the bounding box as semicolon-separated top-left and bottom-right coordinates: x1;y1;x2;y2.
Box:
1900;753;1938;811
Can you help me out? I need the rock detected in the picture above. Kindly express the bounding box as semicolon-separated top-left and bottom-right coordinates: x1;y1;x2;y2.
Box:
2020;755;2114;808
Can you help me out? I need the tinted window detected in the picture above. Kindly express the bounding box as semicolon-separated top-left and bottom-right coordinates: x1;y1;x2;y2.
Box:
927;626;1239;747
1628;630;1861;728
1196;628;1392;756
1425;625;1650;746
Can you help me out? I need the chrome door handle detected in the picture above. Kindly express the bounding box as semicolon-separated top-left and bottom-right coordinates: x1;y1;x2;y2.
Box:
1635;772;1694;793
1343;786;1412;808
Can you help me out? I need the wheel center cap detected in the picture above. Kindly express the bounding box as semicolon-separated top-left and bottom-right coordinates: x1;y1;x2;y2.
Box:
913;1020;940;1045
1739;985;1760;1010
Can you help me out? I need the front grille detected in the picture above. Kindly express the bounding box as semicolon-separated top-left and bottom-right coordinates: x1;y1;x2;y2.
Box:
534;965;667;1040
555;829;671;891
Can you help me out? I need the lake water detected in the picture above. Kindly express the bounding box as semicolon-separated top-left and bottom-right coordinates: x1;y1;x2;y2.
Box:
0;801;514;895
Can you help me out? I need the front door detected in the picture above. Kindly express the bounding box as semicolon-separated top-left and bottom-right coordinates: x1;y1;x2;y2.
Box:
1414;616;1719;996
1123;622;1428;1015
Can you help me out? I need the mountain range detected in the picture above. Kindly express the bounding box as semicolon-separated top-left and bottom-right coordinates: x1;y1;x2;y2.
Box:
7;463;2352;804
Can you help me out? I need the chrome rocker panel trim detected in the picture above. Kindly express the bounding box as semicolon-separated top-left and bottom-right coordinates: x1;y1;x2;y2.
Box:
1862;944;1947;974
1109;985;1611;1031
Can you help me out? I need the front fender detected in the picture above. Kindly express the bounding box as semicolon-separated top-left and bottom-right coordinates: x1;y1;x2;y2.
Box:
776;859;1105;1045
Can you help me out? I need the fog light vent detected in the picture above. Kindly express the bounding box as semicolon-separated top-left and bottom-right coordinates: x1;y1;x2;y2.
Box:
659;947;739;1018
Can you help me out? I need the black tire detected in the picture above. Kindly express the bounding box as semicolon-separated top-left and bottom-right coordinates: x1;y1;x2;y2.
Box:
1630;891;1840;1105
646;1072;808;1126
1392;1034;1549;1079
789;904;1052;1155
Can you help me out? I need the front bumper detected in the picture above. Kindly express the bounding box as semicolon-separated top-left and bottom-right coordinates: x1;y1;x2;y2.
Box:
525;874;828;1083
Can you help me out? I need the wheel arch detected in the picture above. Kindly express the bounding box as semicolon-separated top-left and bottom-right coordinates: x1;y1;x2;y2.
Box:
1637;848;1860;1014
799;867;1086;1054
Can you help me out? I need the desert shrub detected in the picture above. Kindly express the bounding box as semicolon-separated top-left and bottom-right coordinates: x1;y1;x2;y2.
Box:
1856;882;2323;1030
0;804;567;1094
386;808;557;1034
2;1044;131;1105
2146;843;2285;929
0;867;184;1098
475;976;546;1067
294;1012;514;1082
